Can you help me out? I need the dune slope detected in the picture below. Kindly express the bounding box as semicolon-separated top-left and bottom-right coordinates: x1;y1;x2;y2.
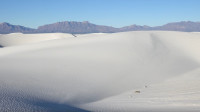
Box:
0;31;200;111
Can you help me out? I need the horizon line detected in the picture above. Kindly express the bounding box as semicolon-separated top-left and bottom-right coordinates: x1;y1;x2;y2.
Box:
1;20;200;29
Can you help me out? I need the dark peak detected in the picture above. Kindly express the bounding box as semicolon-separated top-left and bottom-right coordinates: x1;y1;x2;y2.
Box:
56;21;90;24
143;25;151;28
120;24;151;31
39;21;93;27
0;22;8;24
120;24;137;28
0;22;10;25
122;24;151;28
179;21;196;23
0;22;32;28
128;24;138;27
0;22;34;34
164;21;199;25
82;21;89;23
43;21;93;27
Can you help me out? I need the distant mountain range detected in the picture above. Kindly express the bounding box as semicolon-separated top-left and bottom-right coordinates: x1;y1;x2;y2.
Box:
0;22;34;34
1;21;200;34
36;21;118;33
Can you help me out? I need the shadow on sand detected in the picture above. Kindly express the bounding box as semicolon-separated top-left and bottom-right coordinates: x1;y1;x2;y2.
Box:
24;98;89;112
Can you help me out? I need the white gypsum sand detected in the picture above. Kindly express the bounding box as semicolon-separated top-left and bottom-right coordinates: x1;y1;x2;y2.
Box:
0;33;74;47
0;31;200;111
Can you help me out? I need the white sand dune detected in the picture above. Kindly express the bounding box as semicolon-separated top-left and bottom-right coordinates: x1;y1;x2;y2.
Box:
0;33;74;47
79;68;200;112
0;31;200;111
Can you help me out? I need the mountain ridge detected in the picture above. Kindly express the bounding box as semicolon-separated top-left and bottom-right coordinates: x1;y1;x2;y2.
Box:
1;21;200;34
0;22;34;34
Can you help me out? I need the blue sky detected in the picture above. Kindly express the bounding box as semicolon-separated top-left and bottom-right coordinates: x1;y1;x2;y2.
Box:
0;0;200;28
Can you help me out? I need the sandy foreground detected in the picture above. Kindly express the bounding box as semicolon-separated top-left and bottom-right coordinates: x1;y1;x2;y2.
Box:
0;31;200;112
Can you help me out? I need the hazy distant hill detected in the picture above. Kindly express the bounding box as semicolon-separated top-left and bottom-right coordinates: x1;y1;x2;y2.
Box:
154;21;200;32
0;22;34;34
119;24;152;32
1;21;200;34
